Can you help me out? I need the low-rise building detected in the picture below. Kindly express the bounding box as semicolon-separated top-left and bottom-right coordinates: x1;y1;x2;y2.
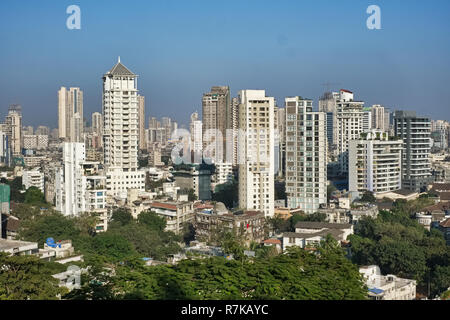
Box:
150;201;194;234
359;265;416;300
194;205;266;246
282;221;354;251
438;218;450;245
0;239;39;256
22;168;45;193
416;203;450;231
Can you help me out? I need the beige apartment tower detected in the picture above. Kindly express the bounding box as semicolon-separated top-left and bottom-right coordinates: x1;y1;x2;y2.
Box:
58;87;84;142
238;90;275;217
202;86;231;163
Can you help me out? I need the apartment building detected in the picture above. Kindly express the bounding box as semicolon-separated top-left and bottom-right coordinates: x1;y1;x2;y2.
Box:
349;130;403;195
237;90;275;217
285;96;327;213
394;111;432;192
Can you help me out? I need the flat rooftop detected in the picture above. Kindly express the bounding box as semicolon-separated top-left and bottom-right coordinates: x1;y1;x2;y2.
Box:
0;239;37;251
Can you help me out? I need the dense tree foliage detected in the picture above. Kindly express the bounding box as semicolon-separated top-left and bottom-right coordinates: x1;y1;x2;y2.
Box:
349;199;450;298
0;253;67;300
67;238;367;300
24;186;46;205
360;191;376;203
267;212;327;234
110;208;133;226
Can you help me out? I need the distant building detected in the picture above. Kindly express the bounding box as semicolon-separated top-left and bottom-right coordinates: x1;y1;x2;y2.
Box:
438;218;450;245
360;265;416;300
282;221;353;251
194;206;265;246
349;130;403;195
150;201;194;235
394;111;432;192
22;169;45;193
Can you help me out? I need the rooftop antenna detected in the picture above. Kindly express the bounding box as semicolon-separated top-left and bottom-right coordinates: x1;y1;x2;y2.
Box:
118;56;121;63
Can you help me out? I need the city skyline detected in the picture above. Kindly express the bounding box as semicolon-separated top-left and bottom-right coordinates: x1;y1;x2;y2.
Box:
1;0;450;127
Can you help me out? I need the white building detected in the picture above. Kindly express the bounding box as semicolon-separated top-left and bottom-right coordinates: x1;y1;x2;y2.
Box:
238;90;275;217
105;167;145;199
282;221;353;250
191;117;203;158
102;57;139;172
55;143;86;216
22;169;45;193
349;130;403;195
285;96;327;213
214;162;233;186
336;90;365;175
359;265;416;300
394;111;432;192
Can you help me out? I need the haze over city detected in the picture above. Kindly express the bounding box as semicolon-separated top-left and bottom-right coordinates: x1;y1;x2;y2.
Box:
1;0;450;128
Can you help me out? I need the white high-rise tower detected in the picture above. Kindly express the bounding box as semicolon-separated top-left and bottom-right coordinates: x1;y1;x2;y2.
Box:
238;90;275;217
102;57;139;172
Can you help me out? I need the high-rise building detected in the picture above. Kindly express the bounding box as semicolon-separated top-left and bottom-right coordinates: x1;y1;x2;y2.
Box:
58;87;83;142
190;112;202;159
35;126;50;136
102;58;139;172
276;107;286;177
319;91;339;152
202;86;230;163
371;105;386;131
55;142;86;216
91;112;102;136
349;130;403;195
336;90;365;176
138;95;145;150
363;107;373;132
4;108;22;156
285;97;327;213
394;111;432;192
229;97;240;165
237;90;275;217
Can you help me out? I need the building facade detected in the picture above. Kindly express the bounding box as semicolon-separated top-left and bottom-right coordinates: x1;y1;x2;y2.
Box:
285;96;327;213
349;130;403;195
238;90;275;217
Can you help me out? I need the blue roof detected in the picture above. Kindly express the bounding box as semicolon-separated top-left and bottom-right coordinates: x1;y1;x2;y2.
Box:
368;288;384;295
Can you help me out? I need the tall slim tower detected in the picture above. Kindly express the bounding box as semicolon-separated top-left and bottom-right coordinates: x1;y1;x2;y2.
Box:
336;90;365;176
371;105;386;131
58;87;83;142
394;111;432;191
102;57;139;172
202;86;230;163
4;107;22;156
138;95;146;151
91;112;103;136
285;97;327;213
238;90;275;217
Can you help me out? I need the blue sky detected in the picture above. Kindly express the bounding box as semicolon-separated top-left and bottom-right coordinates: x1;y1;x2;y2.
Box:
0;0;449;128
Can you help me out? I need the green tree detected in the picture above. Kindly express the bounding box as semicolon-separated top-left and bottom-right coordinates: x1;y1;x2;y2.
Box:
91;233;136;262
24;186;46;205
138;211;166;232
111;208;133;226
0;253;66;300
360;191;376;203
